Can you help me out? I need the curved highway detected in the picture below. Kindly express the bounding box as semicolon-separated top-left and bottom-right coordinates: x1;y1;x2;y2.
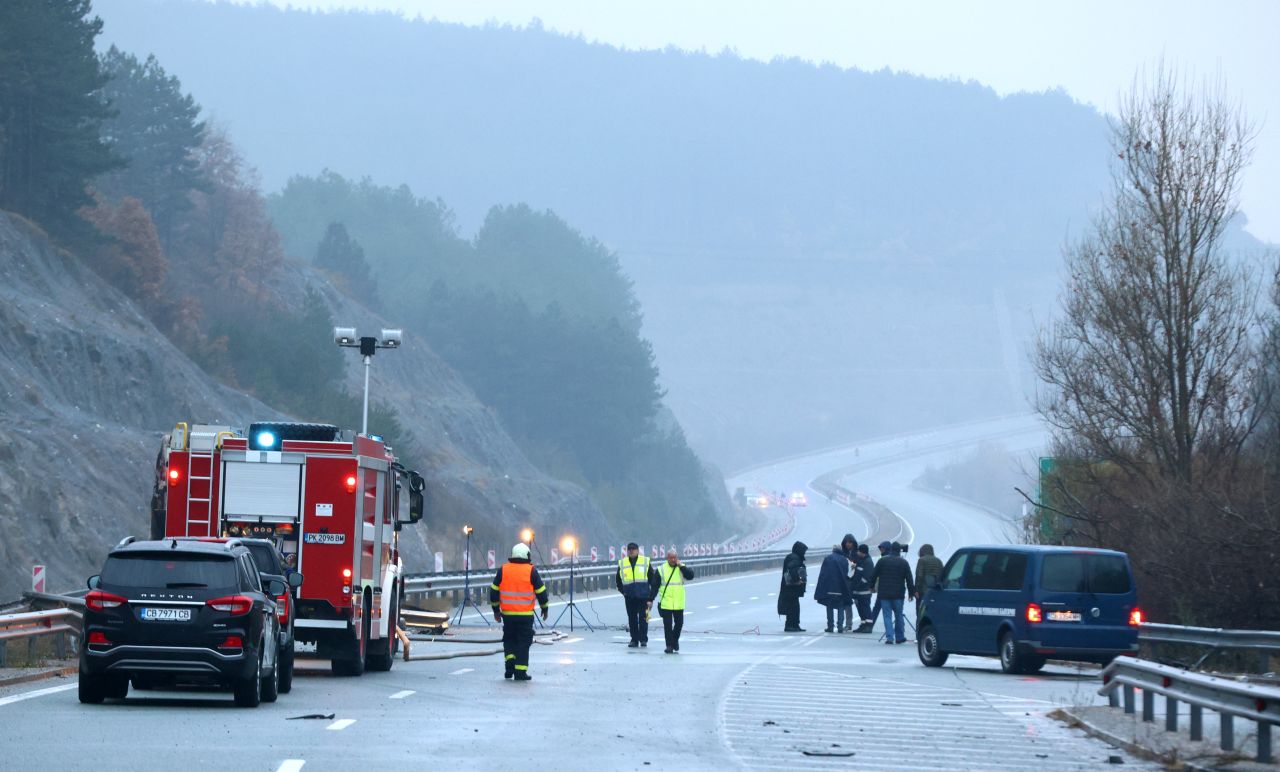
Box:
0;415;1152;770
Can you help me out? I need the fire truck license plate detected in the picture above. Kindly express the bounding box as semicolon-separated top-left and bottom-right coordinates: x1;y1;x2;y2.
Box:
303;533;346;545
140;607;192;622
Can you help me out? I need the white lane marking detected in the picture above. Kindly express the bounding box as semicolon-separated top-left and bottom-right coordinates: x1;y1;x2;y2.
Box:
562;637;584;644
448;668;474;676
730;600;741;605
749;596;759;600
389;690;415;699
277;761;306;772
766;592;776;597
706;605;720;609
326;719;356;731
0;683;76;707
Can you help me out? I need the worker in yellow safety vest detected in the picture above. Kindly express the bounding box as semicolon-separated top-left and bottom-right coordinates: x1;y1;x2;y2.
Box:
616;542;658;648
490;543;549;681
656;550;695;654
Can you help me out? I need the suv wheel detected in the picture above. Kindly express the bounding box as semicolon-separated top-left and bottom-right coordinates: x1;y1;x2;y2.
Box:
234;652;263;707
278;646;295;694
999;631;1028;674
79;673;106;704
261;645;279;703
917;625;949;667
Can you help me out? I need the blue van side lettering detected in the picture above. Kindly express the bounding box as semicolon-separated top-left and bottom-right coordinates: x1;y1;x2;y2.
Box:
958;606;1016;616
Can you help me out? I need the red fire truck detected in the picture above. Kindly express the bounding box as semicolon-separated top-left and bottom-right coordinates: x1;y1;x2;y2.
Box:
151;420;424;675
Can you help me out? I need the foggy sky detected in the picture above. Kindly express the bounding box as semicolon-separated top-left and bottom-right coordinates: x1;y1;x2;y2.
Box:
212;0;1280;245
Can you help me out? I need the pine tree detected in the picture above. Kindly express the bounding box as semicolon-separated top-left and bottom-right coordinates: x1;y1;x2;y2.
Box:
315;221;379;305
96;46;207;247
0;0;120;239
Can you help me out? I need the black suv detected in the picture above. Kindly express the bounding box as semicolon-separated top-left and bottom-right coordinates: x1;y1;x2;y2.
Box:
80;537;284;707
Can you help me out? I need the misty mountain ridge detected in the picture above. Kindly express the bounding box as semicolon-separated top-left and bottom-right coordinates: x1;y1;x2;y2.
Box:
90;1;1269;470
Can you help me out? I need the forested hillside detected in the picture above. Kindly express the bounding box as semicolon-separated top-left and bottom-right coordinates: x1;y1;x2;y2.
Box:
87;0;1128;467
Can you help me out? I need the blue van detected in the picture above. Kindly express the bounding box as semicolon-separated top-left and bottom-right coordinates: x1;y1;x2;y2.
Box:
916;545;1141;673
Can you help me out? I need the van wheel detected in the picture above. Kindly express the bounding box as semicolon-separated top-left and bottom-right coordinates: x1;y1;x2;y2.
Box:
917;625;949;667
999;631;1031;674
234;652;263;707
1022;654;1046;674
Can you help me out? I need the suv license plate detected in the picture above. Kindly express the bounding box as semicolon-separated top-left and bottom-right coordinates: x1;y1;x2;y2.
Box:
140;607;193;622
1047;610;1082;622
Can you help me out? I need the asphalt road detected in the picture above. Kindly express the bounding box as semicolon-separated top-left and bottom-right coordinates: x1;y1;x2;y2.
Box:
0;416;1149;770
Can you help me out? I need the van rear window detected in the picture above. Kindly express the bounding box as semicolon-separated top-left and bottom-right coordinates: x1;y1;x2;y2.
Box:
1041;554;1132;594
102;554;236;589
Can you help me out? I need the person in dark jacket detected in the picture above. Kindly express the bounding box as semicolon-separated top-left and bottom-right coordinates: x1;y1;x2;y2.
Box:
814;545;852;633
869;540;915;644
851;543;875;632
914;543;945;621
777;541;808;632
839;534;857;632
616;542;660;647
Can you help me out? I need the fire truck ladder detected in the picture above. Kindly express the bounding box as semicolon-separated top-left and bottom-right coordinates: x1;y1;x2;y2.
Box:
186;447;215;537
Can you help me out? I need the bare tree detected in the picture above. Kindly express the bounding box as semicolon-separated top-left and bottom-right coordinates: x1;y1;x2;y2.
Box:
1030;67;1278;626
1035;66;1259;490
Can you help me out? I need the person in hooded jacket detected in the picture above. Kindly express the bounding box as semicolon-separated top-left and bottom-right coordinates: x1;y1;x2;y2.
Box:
814;544;853;632
839;534;858;632
914;543;945;621
777;541;808;632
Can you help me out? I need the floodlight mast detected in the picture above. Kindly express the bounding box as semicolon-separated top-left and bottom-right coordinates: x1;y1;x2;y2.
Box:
334;327;402;435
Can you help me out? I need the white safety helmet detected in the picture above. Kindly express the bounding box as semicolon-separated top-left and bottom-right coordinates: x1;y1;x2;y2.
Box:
511;543;531;560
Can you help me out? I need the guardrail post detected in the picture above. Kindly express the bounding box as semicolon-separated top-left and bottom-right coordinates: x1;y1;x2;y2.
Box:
1220;713;1234;751
1164;696;1177;731
1259;721;1272;764
1108;689;1120;708
1142;689;1154;722
1189;704;1203;741
0;641;6;668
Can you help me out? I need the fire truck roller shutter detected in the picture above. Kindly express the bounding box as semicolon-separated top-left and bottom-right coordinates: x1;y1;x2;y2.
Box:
223;456;304;519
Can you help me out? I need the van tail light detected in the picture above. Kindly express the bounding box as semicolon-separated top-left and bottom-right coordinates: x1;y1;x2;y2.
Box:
1129;607;1144;626
206;595;254;616
277;593;290;626
218;635;244;650
168;468;181;486
342;567;353;598
1025;603;1043;623
85;590;127;612
87;631;112;648
345;474;358;494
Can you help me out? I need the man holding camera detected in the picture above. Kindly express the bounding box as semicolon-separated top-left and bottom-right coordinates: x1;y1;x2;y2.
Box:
490;542;550;681
617;542;660;647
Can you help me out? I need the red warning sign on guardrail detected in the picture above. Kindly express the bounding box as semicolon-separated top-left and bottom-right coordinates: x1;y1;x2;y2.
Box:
590;546;598;562
32;565;45;593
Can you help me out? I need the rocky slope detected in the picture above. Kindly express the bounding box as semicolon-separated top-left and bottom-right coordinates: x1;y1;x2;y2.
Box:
0;212;613;598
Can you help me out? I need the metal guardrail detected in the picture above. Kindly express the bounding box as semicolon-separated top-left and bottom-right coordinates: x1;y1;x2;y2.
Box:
403;550;789;597
0;608;82;642
1141;622;1280;652
1100;655;1280;762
